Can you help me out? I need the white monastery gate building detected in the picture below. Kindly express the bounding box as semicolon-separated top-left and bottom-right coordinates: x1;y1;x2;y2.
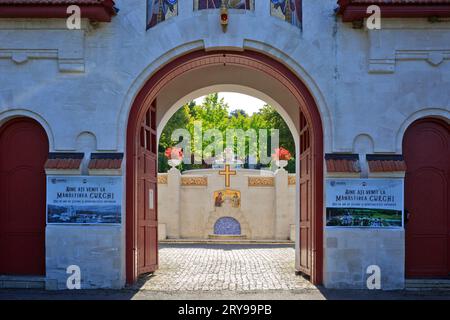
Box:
0;0;449;290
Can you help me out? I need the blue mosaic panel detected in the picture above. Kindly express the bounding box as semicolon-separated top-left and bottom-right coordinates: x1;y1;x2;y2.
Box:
194;0;254;10
270;0;302;28
214;217;241;235
147;0;178;29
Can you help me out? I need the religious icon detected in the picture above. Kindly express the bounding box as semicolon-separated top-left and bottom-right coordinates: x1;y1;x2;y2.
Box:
214;190;241;208
215;192;224;207
194;0;253;10
231;192;241;208
147;0;178;29
270;0;302;28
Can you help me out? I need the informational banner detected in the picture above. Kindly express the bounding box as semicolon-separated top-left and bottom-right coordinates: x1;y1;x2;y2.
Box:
326;179;404;228
47;176;122;224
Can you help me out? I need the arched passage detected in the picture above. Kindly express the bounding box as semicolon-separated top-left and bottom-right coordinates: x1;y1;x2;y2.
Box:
0;117;49;276
126;50;324;285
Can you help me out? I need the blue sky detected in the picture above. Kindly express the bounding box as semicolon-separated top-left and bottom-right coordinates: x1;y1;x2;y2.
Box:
194;92;267;115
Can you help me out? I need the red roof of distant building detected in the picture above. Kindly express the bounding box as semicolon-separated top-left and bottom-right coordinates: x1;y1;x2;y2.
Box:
337;0;450;22
0;0;116;22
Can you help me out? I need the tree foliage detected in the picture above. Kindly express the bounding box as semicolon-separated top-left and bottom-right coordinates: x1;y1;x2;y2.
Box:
159;93;296;173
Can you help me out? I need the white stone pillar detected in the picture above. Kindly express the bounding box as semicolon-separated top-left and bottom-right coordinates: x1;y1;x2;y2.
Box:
274;168;289;240
166;168;181;238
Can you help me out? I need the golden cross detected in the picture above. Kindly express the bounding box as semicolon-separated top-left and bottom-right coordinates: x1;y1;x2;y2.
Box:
219;164;236;188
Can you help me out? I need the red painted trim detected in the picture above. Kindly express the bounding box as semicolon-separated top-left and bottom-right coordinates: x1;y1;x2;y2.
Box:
0;1;116;22
337;2;450;22
126;50;324;285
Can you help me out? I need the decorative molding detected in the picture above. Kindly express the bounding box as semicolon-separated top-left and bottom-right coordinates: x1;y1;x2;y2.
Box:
158;174;168;184
248;176;274;187
181;176;208;186
0;29;85;73
288;175;296;185
368;29;450;73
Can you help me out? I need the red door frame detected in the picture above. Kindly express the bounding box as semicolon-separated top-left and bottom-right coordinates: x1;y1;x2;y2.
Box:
126;50;324;285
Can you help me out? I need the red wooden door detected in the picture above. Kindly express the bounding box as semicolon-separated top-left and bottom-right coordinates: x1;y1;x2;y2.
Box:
137;101;158;275
404;118;449;278
298;112;312;276
0;118;48;275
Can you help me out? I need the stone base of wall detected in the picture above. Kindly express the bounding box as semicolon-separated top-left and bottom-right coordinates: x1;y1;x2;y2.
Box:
45;225;124;290
324;228;405;290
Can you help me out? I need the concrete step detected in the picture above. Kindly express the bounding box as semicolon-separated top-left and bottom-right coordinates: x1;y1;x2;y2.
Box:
0;275;46;289
160;239;294;245
405;279;450;290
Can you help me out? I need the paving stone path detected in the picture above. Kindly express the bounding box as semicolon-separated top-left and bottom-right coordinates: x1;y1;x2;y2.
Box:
136;244;315;292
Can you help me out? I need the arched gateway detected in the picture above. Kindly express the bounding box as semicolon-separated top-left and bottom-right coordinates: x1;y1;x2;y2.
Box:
126;50;324;285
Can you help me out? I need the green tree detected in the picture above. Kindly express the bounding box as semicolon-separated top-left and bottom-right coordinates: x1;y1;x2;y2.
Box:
257;105;296;172
158;94;296;173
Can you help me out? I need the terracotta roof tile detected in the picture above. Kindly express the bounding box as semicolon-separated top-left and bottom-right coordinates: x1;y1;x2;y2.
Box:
366;155;407;172
45;153;84;170
338;0;450;21
0;1;106;4
345;0;450;3
325;154;361;173
0;0;116;21
88;153;123;170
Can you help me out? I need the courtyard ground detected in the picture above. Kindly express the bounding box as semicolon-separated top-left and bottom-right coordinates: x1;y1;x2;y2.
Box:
1;244;450;300
134;243;313;292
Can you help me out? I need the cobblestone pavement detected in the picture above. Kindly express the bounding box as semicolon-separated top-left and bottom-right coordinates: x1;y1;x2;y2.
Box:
3;243;450;300
135;244;315;292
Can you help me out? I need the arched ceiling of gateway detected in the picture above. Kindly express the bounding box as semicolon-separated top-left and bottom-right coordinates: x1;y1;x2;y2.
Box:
155;63;301;137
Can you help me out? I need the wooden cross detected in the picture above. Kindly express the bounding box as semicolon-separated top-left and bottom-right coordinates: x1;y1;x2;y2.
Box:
219;164;236;188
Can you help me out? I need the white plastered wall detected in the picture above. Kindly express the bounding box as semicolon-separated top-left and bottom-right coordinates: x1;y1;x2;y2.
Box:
0;0;449;289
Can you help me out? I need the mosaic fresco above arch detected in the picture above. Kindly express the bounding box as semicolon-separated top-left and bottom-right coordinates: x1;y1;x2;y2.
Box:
147;1;303;29
270;0;302;28
147;0;178;29
194;0;254;10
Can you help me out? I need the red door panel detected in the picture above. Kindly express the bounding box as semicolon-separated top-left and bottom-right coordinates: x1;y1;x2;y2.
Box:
0;118;48;276
298;113;312;276
404;119;449;278
137;102;158;276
